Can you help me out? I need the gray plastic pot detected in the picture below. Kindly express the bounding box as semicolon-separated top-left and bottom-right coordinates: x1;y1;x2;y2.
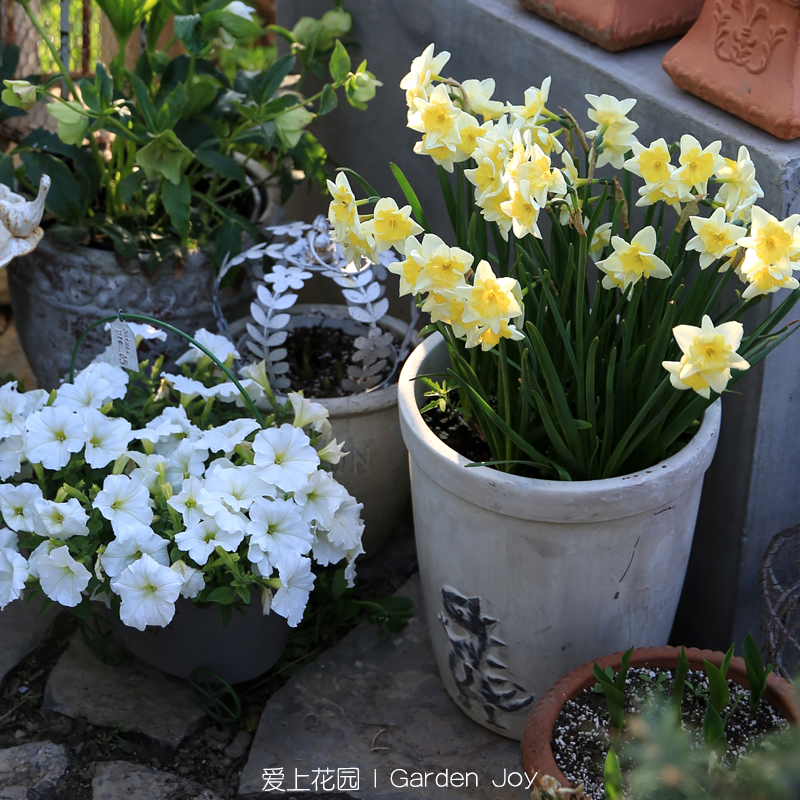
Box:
105;597;289;684
230;303;413;558
9;161;280;390
398;334;722;740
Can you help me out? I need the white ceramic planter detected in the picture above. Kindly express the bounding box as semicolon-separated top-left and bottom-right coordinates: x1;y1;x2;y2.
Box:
231;304;413;557
398;334;721;740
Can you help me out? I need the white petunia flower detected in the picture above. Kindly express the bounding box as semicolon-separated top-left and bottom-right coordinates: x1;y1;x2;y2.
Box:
82;409;132;469
0;546;28;608
0;435;23;480
175;328;239;366
101;527;170;578
344;542;363;588
175;517;244;565
0;527;18;551
113;554;183;630
197;463;272;514
200;419;261;454
54;371;115;412
326;495;364;551
37;545;91;607
164;439;208;487
26;539;60;578
170;560;205;599
160;373;216;402
253;424;320;493
288;393;330;432
317;438;348;465
294;470;348;529
151;408;203;457
127;452;168;493
93;474;154;535
104;321;167;344
0;382;27;437
0;483;43;532
271;552;315;627
24;407;85;470
79;362;129;400
21;389;48;418
311;528;349;567
247;498;313;566
166;476;205;527
33;498;89;539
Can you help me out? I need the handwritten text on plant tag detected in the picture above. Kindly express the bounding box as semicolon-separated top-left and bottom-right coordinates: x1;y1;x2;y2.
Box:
108;320;138;370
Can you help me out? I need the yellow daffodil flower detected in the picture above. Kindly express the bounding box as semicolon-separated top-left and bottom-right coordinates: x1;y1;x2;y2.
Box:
500;180;542;239
360;197;423;254
401;233;474;296
663;315;749;397
589;222;612;258
387;236;424;296
672;135;724;195
408;84;463;151
461;79;505;121
585;93;637;128
624;139;673;184
469;321;525;351
457;260;522;333
400;43;450;109
740;257;799;299
713;146;763;213
327;172;357;236
595;227;671;292
738;206;800;268
686;207;744;269
508;78;552;124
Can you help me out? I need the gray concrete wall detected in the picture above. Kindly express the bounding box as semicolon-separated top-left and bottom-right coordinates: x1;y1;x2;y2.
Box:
279;0;800;651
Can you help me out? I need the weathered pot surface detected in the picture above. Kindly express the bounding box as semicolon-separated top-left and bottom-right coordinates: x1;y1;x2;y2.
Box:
398;334;721;740
517;0;704;51
10;162;281;389
230;303;414;558
520;645;800;787
663;0;800;140
105;596;289;684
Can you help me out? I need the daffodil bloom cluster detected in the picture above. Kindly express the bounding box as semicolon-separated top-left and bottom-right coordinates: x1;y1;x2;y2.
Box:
327;176;524;351
323;45;800;481
0;329;363;629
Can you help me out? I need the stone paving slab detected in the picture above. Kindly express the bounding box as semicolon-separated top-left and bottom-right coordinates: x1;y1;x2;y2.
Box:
0;741;68;799
92;761;180;800
0;599;57;686
238;575;529;800
43;635;205;748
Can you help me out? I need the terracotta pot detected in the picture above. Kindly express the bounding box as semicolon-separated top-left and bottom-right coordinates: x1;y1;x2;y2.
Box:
517;0;704;51
663;0;800;140
520;645;800;787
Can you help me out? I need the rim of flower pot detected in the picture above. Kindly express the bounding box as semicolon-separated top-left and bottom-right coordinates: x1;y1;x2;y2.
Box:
397;332;722;524
228;303;415;419
520;645;800;788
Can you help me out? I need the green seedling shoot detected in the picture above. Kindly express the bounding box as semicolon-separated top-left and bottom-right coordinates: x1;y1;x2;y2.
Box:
604;747;623;800
702;643;735;751
667;646;690;727
742;631;774;719
593;646;634;739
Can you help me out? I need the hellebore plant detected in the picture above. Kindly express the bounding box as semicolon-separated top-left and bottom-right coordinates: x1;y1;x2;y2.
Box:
330;44;800;481
0;323;365;629
1;0;379;269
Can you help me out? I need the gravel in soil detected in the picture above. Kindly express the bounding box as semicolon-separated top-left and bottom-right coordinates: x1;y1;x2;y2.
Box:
551;666;790;800
284;325;398;398
0;522;418;800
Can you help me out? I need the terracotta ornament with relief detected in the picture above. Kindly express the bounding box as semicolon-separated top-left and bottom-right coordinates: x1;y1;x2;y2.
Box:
517;0;705;51
520;645;800;789
663;0;800;140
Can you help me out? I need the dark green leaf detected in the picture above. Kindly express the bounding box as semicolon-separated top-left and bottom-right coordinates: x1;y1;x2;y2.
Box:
162;173;191;239
318;83;338;115
390;162;431;232
329;40;351;84
174;13;205;55
20;151;83;224
194;147;247;186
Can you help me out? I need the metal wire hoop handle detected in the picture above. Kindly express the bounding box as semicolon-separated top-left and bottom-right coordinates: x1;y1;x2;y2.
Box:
67;312;266;428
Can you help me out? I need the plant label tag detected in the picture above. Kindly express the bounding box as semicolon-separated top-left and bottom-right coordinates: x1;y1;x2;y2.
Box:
108;320;138;370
